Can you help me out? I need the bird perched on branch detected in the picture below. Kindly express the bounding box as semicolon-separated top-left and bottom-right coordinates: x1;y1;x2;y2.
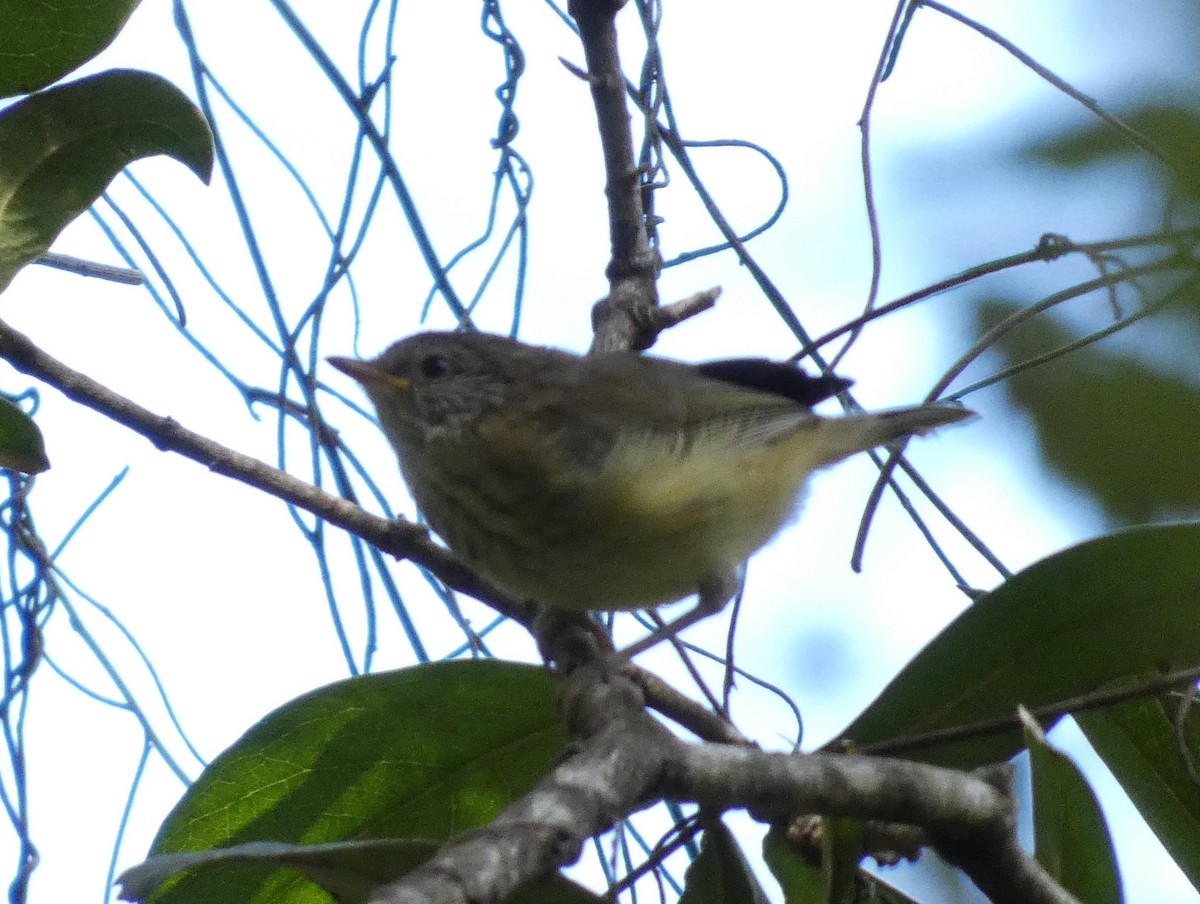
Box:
330;331;973;658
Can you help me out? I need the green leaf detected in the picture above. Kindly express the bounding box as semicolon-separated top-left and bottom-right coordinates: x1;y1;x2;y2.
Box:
975;299;1200;524
837;524;1200;767
1077;694;1200;891
0;396;47;473
145;661;566;904
822;818;866;904
762;824;826;904
0;0;143;97
0;69;214;292
1022;708;1122;904
761;824;920;904
681;818;771;904
117;839;603;904
1025;103;1200;201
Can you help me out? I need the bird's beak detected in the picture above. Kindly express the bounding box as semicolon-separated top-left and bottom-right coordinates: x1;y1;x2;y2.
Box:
327;356;411;391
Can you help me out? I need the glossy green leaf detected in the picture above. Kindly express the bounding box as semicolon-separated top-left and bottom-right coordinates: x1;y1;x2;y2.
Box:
118;838;602;904
681;818;770;904
1077;695;1200;890
0;0;143;97
145;661;566;904
1022;709;1122;904
0;396;47;473
976;299;1200;524
0;69;213;292
837;524;1200;767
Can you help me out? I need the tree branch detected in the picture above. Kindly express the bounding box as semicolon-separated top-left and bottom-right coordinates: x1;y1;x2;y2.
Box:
857;661;1200;758
0;316;759;739
367;657;674;904
8;310;1080;903
0;317;535;628
365;651;1078;904
569;0;662;353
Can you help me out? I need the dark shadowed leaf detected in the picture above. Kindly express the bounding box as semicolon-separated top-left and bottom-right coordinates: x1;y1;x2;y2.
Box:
761;824;920;904
0;69;213;291
681;819;770;904
1077;694;1200;891
837;524;1200;767
143;661;565;904
822;818;865;904
762;825;826;904
1022;709;1122;904
0;396;47;473
0;0;143;97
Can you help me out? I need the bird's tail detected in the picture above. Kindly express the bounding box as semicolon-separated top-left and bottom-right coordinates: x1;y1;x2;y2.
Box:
814;403;975;467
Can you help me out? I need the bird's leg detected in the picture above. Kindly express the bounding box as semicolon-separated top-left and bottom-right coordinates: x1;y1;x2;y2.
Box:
616;570;739;661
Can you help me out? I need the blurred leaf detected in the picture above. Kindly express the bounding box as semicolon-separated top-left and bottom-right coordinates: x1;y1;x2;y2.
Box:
822;818;865;904
1021;708;1122;904
1077;693;1200;891
0;0;143;97
681;819;770;904
0;69;213;292
1025;103;1200;201
118;838;602;904
762;825;825;904
145;661;565;904
976;299;1200;523
837;523;1200;767
0;396;47;473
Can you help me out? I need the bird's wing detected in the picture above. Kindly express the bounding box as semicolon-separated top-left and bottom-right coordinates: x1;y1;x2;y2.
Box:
573;352;816;449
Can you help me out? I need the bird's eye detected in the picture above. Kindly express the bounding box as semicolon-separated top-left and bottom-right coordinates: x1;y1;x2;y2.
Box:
420;354;451;378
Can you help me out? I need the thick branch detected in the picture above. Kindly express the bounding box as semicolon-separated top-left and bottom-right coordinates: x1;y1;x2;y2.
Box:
663;745;1008;835
662;748;1075;904
367;661;674;904
939;826;1081;904
365;644;1077;904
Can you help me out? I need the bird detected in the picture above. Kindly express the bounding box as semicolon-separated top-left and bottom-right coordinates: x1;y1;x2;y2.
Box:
330;331;973;658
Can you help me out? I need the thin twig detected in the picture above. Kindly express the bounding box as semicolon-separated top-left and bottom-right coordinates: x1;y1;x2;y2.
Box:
0;317;535;629
920;0;1177;170
947;273;1198;400
34;254;144;286
795;233;1075;360
796;230;1200;360
855;662;1200;757
834;0;913;369
850;254;1195;571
